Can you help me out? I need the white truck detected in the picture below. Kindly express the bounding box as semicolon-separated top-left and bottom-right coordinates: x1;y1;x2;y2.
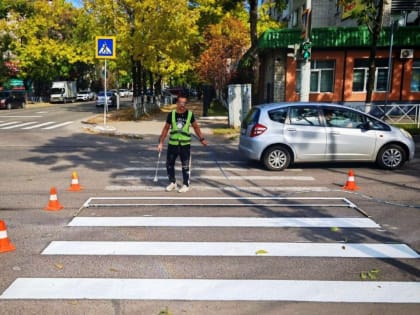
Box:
49;81;77;103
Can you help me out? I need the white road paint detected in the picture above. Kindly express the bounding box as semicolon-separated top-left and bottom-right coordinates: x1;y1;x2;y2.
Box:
42;121;74;129
21;121;56;129
1;278;419;303
1;121;37;129
105;185;329;192
41;241;420;258
0;121;20;127
68;216;380;228
116;175;314;181
0;115;42;118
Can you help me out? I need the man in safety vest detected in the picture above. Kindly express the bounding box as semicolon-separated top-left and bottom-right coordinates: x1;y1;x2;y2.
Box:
157;95;208;192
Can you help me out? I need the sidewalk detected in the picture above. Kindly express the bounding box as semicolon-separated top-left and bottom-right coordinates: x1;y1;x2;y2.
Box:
80;101;233;140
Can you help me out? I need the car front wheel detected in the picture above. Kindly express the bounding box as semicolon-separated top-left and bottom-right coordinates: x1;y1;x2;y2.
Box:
376;144;406;170
262;145;291;171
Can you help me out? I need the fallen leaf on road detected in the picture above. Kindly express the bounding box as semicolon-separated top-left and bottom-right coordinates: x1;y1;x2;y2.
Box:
255;249;268;255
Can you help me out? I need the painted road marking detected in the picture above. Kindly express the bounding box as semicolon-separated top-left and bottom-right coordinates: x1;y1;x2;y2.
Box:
69;217;381;228
1;278;419;302
105;185;329;192
0;121;20;127
42;121;74;129
0;115;42;118
80;196;356;209
42;242;420;258
1;121;38;129
116;175;314;181
21;122;56;129
123;167;303;172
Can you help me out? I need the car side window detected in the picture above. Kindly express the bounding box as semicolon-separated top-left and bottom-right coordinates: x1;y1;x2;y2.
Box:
268;108;288;123
289;107;321;126
323;108;365;128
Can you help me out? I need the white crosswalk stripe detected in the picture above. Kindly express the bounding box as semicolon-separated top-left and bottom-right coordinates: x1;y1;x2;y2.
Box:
2;278;419;302
0;121;20;127
0;120;74;130
42;241;419;258
42;121;74;129
21;121;56;129
1;121;38;129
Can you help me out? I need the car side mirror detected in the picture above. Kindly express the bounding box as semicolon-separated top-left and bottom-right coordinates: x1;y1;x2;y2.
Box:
360;121;372;130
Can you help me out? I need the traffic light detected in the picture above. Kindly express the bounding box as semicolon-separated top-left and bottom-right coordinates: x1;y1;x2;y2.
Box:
287;44;300;60
301;41;311;61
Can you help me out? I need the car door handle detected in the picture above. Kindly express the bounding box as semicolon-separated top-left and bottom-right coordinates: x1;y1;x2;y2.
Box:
329;131;340;135
287;128;297;132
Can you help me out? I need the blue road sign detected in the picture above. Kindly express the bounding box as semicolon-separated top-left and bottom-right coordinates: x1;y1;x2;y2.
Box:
95;36;116;59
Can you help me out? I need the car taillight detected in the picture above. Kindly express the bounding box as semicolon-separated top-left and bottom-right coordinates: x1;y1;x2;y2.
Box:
250;123;267;137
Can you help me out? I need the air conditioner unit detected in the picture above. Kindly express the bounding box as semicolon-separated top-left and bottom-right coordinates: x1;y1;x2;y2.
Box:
400;49;414;59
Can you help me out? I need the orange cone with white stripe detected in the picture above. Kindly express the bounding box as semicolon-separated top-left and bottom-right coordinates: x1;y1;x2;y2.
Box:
44;187;64;211
343;169;359;191
68;171;83;191
0;220;15;253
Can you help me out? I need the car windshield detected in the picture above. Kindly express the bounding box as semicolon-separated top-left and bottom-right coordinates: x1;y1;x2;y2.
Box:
98;92;112;96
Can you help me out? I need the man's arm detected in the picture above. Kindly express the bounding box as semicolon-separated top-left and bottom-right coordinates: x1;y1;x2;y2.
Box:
157;122;171;151
192;121;208;146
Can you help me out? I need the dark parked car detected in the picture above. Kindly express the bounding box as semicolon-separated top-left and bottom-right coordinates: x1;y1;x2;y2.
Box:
0;90;27;110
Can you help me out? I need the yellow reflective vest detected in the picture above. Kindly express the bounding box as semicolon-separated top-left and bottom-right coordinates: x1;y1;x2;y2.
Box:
168;110;193;146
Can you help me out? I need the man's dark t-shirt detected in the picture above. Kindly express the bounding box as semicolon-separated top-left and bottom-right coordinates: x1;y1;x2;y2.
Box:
166;110;196;130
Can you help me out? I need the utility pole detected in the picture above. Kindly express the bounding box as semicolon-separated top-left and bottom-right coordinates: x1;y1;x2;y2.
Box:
300;0;311;102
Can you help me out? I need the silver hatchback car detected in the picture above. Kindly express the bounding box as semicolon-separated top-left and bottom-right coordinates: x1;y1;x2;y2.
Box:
239;103;415;171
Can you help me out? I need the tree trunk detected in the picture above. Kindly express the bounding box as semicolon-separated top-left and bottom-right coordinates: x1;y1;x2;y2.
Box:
249;0;259;105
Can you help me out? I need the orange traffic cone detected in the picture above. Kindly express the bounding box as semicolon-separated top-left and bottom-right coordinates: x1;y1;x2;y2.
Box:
343;169;359;190
44;187;64;211
0;220;16;253
68;171;83;191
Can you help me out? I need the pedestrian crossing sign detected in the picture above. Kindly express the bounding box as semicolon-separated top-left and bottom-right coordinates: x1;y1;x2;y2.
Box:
95;36;116;59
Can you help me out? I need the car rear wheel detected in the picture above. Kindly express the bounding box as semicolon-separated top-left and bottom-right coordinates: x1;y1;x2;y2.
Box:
262;145;291;171
376;144;406;170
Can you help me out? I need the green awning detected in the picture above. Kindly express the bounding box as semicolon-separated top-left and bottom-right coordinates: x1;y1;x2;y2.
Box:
257;26;420;49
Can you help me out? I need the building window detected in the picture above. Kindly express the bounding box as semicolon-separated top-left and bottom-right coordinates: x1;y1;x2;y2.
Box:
352;59;389;92
411;60;420;92
296;60;335;93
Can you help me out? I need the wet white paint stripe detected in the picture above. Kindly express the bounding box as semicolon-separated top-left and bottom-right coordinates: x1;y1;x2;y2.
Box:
42;121;74;129
0;121;20;127
42;242;419;258
21;121;56;129
1;122;38;129
69;217;380;228
105;185;328;192
116;175;314;181
1;278;419;302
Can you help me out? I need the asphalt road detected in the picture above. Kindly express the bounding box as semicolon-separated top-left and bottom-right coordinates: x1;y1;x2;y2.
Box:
0;102;419;314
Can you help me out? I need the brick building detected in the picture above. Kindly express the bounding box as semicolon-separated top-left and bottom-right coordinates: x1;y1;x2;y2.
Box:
256;0;420;105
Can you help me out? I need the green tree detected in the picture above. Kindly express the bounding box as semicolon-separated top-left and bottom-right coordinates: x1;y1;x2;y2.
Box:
196;15;250;98
85;0;199;117
3;0;94;95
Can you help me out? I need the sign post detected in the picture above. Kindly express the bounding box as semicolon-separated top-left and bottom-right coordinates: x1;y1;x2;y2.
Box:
95;36;116;130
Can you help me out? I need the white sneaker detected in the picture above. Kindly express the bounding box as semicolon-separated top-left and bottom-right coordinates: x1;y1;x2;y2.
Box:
178;185;190;193
166;182;177;192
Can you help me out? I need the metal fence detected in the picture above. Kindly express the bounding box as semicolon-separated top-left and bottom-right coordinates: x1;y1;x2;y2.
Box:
347;103;420;127
132;95;174;119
